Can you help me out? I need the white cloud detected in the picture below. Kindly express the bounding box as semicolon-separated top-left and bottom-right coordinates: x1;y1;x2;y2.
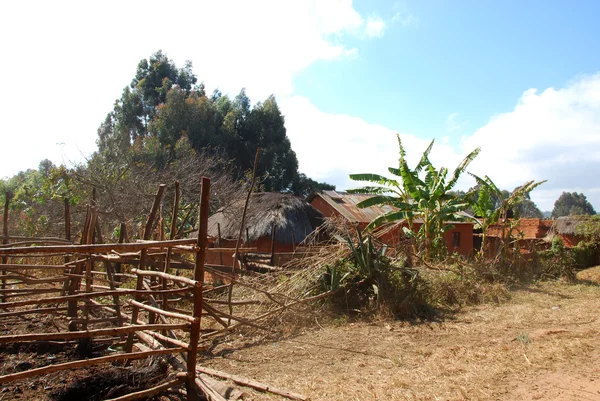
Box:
0;0;385;179
446;112;463;133
391;12;418;27
365;17;386;38
280;96;463;193
461;73;600;210
281;74;600;212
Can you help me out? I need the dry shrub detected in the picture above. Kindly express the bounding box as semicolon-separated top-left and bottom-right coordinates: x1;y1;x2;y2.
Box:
422;268;510;308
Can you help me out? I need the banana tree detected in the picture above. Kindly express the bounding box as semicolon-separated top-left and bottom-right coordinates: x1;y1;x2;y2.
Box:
348;135;434;234
350;134;480;260
468;173;546;257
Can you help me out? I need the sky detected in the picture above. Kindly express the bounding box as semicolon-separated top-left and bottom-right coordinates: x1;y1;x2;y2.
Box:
2;0;600;212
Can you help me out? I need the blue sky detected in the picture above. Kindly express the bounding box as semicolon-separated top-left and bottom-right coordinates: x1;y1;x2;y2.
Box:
296;0;600;139
1;0;600;211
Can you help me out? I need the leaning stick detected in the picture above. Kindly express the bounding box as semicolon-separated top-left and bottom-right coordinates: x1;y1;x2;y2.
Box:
0;287;191;309
196;366;309;401
141;330;191;350
104;378;184;401
0;238;197;256
0;323;189;344
200;291;333;340
202;302;268;332
0;264;73;270
3;291;63;299
131;269;199;287
184;374;228;401
228;147;261;324
2;275;68;284
0;348;186;385
128;300;197;323
0;307;68;319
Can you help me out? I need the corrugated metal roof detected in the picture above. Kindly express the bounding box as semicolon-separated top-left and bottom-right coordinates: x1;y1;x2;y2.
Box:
310;191;474;225
315;191;398;224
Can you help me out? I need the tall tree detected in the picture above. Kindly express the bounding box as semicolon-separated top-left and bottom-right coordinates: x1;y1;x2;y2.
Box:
552;192;596;217
96;50;332;194
514;192;543;218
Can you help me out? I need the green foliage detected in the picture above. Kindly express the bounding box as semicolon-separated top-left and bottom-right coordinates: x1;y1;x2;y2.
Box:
514;193;544;218
290;174;335;198
536;237;577;280
576;215;600;244
321;227;427;318
552;192;596;218
97;50;329;194
350;135;480;260
468;174;546;258
0;161;81;237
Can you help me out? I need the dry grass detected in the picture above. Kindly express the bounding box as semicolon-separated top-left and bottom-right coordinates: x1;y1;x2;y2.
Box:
576;265;600;284
202;279;600;400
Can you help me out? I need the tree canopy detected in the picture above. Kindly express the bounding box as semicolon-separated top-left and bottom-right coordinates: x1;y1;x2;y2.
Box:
97;50;332;196
552;192;596;218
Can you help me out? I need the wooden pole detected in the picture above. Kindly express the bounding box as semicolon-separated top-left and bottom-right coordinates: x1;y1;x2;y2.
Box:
1;191;12;303
187;177;210;401
227;148;260;326
164;181;180;311
114;222;127;278
270;224;277;266
67;206;90;331
217;223;223;266
60;198;72;298
125;184;166;355
144;184;166;241
82;207;98;330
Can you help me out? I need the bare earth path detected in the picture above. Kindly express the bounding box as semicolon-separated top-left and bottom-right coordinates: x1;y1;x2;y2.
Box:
204;281;600;401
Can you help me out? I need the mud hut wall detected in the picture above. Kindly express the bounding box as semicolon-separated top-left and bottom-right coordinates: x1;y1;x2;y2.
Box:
559;234;583;248
442;224;474;257
310;194;475;257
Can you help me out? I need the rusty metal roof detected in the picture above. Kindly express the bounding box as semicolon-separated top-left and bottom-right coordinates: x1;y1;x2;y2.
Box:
310;190;398;224
308;191;474;225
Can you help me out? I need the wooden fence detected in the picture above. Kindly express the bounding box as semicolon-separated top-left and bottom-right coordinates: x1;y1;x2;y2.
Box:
0;177;315;401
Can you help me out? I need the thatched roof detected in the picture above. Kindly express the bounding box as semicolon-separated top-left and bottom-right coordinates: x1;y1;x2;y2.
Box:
553;216;589;235
207;192;323;244
542;216;590;244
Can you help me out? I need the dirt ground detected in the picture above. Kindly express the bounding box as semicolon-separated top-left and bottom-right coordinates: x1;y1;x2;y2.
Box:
0;274;599;400
203;279;600;401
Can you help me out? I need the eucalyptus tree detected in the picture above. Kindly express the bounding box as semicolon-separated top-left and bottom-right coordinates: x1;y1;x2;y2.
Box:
350;135;480;260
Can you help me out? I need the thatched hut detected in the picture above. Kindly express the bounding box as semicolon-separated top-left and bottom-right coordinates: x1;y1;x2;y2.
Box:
206;192;323;266
545;216;588;247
